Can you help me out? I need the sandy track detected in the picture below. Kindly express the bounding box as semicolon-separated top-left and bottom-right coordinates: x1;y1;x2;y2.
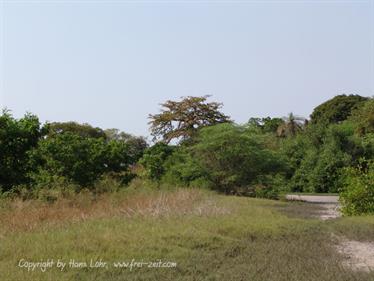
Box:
286;194;374;272
337;239;374;272
285;194;341;220
285;194;339;204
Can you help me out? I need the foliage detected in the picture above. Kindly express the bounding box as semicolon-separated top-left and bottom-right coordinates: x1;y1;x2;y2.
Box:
104;128;148;161
162;147;209;187
46;121;107;139
0;111;146;193
348;98;374;136
93;173;128;194
139;143;175;181
189;123;286;195
284;122;363;193
310;94;368;125
1;94;373;209
0;111;46;191
247;117;284;134
29;133;134;188
47;124;147;165
148;96;231;143
340;160;374;216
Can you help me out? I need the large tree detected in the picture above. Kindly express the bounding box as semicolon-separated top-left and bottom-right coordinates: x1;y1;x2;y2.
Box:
149;96;230;143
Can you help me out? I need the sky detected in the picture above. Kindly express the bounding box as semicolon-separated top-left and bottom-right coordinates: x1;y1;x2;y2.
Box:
1;0;373;138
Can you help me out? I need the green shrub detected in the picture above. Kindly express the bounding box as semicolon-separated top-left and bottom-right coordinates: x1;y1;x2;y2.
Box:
162;147;208;186
139;142;175;181
340;160;374;215
92;173;127;194
9;174;77;202
349;98;374;136
285;122;361;193
28;133;134;189
188;123;286;195
0;111;45;191
254;184;279;199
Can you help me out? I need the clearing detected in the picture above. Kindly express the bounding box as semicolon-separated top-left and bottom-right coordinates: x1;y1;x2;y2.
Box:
0;189;373;281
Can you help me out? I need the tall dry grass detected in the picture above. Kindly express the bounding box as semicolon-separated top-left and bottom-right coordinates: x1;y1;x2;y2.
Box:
0;188;229;235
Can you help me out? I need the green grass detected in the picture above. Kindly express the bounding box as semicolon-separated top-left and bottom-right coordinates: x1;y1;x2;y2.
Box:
0;189;373;281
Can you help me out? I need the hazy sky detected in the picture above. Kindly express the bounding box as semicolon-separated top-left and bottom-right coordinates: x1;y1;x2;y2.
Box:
1;0;373;137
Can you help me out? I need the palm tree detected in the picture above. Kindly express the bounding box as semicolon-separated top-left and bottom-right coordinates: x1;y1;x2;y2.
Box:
276;113;306;137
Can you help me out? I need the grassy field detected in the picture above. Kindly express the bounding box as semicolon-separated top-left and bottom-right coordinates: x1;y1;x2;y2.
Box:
0;188;373;281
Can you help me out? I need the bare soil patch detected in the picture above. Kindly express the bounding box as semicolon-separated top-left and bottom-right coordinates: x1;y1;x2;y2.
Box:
285;195;341;220
337;238;374;272
317;203;341;220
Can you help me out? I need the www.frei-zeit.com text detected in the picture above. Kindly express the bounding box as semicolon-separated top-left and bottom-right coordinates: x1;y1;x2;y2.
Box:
18;259;177;272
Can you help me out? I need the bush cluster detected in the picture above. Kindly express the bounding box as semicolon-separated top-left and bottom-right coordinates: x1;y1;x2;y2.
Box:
140;96;374;211
340;160;374;215
0;112;146;198
1;95;373;215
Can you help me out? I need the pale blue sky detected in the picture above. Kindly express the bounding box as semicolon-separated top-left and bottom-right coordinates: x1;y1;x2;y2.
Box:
1;0;373;137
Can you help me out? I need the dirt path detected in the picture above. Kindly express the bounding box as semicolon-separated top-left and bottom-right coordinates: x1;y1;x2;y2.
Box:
286;194;374;272
285;194;339;204
285;194;340;220
337;238;374;272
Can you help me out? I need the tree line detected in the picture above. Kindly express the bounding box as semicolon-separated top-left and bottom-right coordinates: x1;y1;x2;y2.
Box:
1;94;373;215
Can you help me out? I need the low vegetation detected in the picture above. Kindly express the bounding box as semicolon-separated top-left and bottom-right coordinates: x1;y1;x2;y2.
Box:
0;188;373;281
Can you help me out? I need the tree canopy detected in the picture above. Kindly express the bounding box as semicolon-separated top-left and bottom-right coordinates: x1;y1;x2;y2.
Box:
46;121;107;139
0;111;45;191
148;96;231;143
310;94;368;125
247;117;285;134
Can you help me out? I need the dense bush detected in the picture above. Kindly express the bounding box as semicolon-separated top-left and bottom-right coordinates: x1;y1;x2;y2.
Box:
0;111;146;193
340;160;374;215
29;133;135;188
104;128;148;163
139;143;175;181
141;96;373;202
0;111;45;191
283;110;370;193
187;123;286;195
304;124;357;193
310;94;368;125
349;99;374;135
162;147;209;187
46;121;107;139
1;95;373;213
